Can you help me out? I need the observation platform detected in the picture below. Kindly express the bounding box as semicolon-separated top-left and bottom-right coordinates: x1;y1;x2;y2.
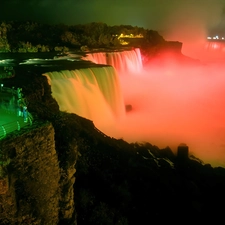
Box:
0;108;29;139
0;87;31;139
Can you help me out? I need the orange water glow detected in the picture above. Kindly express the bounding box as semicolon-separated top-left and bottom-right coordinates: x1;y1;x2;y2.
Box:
97;48;225;168
46;47;225;167
114;63;225;167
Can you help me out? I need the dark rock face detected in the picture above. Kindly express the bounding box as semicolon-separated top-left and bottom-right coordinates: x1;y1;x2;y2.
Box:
163;41;183;54
0;121;60;224
74;137;225;224
125;104;132;112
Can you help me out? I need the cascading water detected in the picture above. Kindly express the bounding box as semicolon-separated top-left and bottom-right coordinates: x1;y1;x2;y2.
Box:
43;66;125;130
83;48;143;74
82;48;225;167
44;47;225;167
205;41;225;52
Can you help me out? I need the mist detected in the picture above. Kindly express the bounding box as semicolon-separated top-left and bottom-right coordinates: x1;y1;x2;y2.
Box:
160;0;225;61
20;0;224;167
45;47;225;168
93;56;225;168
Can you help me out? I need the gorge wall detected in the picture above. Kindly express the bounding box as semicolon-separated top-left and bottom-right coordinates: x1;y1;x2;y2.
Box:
0;119;77;224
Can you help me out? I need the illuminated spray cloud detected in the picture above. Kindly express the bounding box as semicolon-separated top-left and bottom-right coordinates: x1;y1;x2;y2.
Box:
45;48;225;168
6;0;223;167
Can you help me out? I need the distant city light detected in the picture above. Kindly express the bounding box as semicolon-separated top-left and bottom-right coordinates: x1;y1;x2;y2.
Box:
207;35;225;41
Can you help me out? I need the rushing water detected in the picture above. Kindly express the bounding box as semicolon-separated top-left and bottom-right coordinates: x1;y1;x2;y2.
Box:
117;62;225;167
80;48;225;167
83;48;143;73
43;66;125;130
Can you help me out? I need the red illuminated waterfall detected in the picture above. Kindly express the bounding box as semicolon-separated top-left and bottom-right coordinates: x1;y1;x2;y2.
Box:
83;48;143;73
205;41;225;52
43;66;125;129
44;47;225;167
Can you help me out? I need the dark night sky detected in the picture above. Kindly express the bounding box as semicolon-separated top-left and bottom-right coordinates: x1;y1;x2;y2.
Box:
1;0;225;40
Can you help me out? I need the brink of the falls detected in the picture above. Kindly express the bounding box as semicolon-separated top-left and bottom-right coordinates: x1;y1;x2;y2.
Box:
83;48;143;74
43;66;125;130
43;47;225;167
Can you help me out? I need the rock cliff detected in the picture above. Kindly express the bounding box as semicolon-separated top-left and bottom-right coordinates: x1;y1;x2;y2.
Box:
0;121;60;224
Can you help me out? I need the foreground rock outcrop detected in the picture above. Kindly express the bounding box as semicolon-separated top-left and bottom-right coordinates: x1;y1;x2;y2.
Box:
0;121;60;224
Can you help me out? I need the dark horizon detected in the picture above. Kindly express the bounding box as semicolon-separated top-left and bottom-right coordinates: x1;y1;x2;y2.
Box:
1;0;225;60
1;0;223;32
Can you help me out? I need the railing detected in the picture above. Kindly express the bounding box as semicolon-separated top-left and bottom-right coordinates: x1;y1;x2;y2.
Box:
0;86;17;95
0;120;29;139
0;86;33;139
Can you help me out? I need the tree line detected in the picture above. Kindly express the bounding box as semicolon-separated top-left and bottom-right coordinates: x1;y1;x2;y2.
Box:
0;21;165;53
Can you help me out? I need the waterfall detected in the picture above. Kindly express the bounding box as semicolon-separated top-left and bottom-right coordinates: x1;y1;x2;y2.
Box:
204;41;225;52
42;47;225;167
43;66;125;127
83;48;143;74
